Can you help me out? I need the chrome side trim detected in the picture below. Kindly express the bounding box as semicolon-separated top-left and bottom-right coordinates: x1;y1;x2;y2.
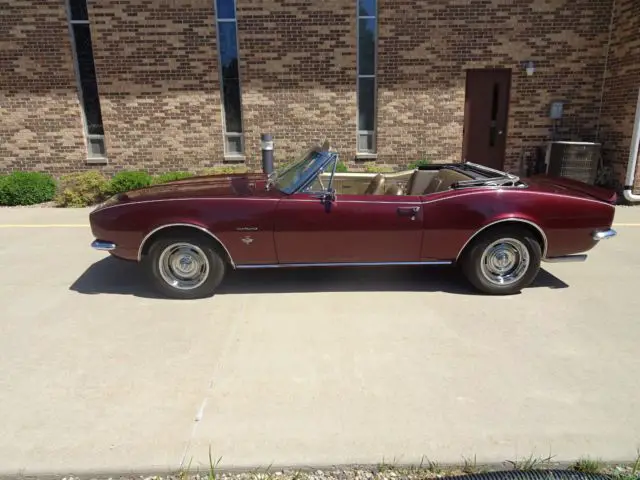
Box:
543;254;588;263
454;218;549;261
236;261;453;269
592;229;617;240
91;240;117;251
136;223;236;268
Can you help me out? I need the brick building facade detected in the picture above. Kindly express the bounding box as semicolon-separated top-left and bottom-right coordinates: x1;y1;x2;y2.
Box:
0;0;639;193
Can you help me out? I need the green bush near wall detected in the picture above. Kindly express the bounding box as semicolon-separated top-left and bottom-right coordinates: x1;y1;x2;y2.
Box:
108;170;153;195
0;171;56;206
199;166;249;175
152;171;195;184
55;171;111;208
335;161;349;173
407;159;431;169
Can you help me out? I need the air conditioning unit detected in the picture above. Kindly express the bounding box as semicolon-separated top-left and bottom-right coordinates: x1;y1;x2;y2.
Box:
544;141;601;185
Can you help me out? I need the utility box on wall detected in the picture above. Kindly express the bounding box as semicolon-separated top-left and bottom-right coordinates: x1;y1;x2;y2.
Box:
544;141;601;185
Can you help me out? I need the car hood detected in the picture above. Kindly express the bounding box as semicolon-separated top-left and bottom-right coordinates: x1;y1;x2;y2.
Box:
113;173;272;203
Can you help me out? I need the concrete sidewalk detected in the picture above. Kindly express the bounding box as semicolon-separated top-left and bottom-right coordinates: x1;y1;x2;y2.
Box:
0;206;639;476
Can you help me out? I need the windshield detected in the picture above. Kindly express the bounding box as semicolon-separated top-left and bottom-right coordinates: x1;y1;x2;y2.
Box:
270;149;335;194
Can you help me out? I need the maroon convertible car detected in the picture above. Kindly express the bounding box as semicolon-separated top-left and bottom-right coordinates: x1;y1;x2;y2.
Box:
89;143;617;299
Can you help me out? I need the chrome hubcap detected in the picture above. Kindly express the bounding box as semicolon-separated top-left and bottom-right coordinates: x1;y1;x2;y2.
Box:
480;238;530;286
158;243;209;290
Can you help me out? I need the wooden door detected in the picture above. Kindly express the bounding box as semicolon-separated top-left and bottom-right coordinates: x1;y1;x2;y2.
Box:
462;69;512;170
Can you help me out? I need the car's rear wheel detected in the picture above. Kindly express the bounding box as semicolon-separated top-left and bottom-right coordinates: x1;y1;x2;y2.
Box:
145;233;226;299
460;226;542;295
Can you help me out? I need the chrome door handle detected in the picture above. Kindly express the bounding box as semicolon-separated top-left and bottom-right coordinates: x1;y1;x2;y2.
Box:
397;206;420;220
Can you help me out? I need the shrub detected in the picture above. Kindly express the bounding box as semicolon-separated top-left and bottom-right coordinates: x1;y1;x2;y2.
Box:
0;175;7;204
407;159;431;169
152;171;195;185
108;170;153;194
55;171;110;207
200;166;249;175
335;161;349;173
364;163;394;173
0;171;56;206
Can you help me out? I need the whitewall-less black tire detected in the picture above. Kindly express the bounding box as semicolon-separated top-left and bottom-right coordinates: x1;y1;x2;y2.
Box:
460;226;542;295
145;233;227;299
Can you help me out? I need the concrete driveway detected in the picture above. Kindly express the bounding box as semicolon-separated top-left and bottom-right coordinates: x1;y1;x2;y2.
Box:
1;206;639;476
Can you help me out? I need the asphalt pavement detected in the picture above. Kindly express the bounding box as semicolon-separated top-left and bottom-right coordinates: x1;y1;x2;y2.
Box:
0;206;639;476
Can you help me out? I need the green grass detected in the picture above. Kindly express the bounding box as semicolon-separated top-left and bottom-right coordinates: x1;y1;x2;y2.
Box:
173;450;640;480
208;446;222;480
572;457;604;474
462;454;482;474
505;453;556;471
611;450;640;480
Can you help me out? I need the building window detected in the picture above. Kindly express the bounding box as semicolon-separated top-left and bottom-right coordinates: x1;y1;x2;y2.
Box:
357;0;377;154
66;0;106;161
215;0;244;157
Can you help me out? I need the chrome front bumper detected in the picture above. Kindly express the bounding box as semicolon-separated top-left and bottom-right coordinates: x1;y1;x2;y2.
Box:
593;229;617;241
91;240;117;251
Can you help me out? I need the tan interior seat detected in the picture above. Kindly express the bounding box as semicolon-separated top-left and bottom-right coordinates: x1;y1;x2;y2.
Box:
384;184;403;195
406;170;438;195
423;168;470;194
364;173;386;195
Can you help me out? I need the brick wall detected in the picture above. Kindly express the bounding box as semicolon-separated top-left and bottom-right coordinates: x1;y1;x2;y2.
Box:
88;0;224;174
0;0;87;174
600;0;640;193
1;0;636;183
236;0;357;169
377;0;614;173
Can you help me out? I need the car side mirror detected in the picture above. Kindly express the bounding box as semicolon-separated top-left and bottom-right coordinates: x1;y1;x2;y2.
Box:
313;189;335;203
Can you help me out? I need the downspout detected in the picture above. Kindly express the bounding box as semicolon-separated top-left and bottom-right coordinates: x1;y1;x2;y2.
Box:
624;87;640;202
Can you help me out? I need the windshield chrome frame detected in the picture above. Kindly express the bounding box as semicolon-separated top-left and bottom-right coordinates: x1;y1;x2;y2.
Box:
270;146;339;195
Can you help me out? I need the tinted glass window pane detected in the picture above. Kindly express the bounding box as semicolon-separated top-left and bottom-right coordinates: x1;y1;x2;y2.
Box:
223;78;242;133
358;18;376;75
358;77;375;131
69;0;89;20
358;133;374;152
226;135;243;154
218;22;239;80
216;0;236;19
88;138;106;157
358;0;376;16
73;24;104;135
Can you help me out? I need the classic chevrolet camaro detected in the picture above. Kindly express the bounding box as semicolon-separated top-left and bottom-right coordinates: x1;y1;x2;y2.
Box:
89;143;617;299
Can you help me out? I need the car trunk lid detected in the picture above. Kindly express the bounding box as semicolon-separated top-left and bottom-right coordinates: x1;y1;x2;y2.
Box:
526;174;617;204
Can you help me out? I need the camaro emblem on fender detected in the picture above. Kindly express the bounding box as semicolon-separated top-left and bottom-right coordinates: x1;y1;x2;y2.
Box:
241;235;254;245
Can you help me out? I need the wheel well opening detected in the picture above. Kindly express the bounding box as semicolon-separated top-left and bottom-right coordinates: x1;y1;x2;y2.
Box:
458;220;547;261
139;225;233;266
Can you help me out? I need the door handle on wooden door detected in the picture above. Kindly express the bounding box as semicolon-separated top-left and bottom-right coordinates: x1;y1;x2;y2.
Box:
397;206;420;220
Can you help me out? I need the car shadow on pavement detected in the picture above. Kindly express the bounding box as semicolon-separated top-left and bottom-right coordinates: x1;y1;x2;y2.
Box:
69;257;569;298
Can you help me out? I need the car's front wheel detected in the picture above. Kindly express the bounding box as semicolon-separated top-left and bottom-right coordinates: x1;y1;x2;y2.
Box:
145;233;226;299
460;226;542;295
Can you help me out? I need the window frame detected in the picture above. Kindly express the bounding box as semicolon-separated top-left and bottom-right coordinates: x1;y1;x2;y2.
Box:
356;1;378;156
214;0;245;159
65;0;107;163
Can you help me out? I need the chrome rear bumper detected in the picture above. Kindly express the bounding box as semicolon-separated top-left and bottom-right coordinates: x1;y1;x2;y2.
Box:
543;254;588;263
593;229;617;241
91;240;117;251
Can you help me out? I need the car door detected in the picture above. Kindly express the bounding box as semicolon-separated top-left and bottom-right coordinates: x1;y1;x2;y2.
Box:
273;191;424;264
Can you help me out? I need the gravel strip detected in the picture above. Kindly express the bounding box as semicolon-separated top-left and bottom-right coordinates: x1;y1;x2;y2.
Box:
17;463;638;480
